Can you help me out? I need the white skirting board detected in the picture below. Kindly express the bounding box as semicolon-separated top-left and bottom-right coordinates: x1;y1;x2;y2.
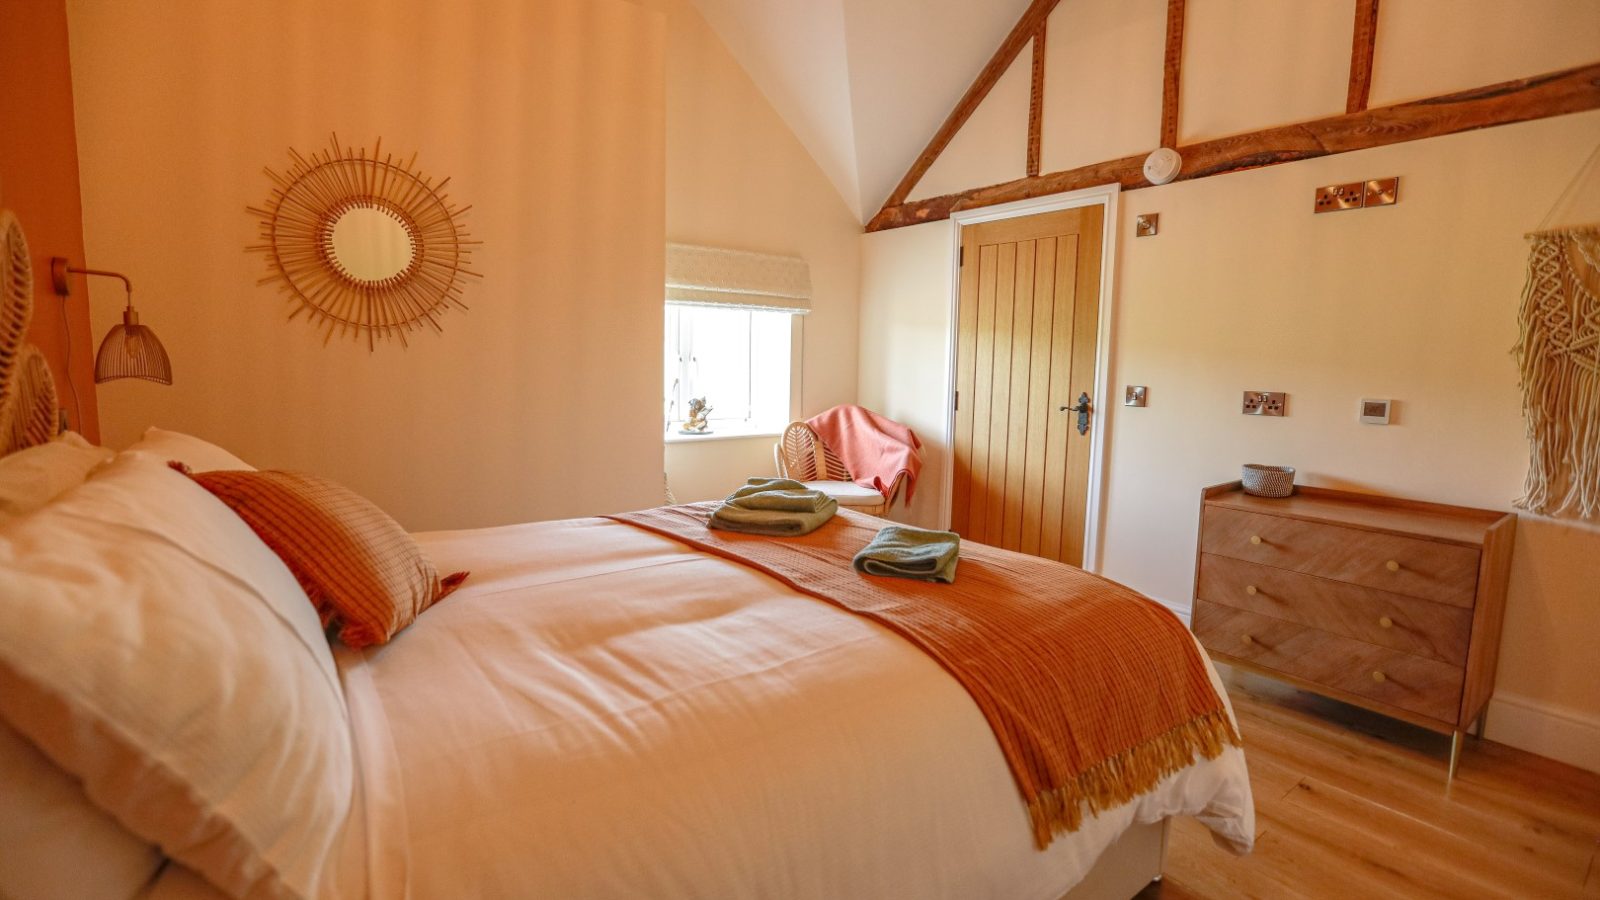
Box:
1482;691;1600;775
1159;598;1600;775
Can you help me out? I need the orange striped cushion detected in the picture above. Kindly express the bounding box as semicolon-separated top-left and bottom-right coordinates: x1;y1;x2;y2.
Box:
172;464;467;648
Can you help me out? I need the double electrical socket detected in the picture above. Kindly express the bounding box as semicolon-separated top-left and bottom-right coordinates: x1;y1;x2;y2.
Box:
1242;391;1286;416
1313;177;1399;214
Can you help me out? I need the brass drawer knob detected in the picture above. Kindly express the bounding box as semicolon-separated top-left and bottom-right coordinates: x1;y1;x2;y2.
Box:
1245;584;1259;596
1240;634;1255;646
1385;559;1400;572
1249;535;1263;545
1378;616;1394;629
1371;670;1387;683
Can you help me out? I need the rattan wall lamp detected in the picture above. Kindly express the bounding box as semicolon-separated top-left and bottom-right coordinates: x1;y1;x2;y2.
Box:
49;258;173;384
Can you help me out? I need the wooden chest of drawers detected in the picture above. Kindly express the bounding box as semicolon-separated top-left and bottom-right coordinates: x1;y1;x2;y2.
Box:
1192;482;1515;776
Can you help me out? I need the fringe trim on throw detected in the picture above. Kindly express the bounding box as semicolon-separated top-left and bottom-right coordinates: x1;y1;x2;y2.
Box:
1514;229;1600;519
1025;708;1241;849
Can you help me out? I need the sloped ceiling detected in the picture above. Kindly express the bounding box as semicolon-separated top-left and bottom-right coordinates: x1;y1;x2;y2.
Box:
688;0;1033;222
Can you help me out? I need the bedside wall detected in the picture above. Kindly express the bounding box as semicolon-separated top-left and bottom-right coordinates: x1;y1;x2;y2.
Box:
68;0;666;530
0;0;97;439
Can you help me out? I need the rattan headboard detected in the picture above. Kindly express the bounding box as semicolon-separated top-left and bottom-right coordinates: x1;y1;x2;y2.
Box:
0;209;62;457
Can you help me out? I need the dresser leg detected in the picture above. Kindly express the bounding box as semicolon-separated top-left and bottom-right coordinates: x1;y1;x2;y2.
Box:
1473;709;1487;739
1448;731;1463;781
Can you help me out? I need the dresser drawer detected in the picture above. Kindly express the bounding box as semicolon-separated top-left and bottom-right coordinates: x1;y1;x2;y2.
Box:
1194;603;1465;723
1200;506;1480;606
1196;554;1473;665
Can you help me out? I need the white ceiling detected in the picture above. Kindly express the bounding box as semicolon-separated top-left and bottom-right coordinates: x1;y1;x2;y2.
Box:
688;0;1034;222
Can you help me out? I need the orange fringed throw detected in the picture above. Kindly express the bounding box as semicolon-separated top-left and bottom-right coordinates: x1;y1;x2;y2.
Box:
610;504;1239;849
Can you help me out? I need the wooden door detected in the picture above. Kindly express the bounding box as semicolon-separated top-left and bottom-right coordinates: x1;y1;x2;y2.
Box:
950;206;1103;566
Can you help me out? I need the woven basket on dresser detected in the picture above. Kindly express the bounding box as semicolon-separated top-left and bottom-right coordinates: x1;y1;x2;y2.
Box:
1241;464;1295;498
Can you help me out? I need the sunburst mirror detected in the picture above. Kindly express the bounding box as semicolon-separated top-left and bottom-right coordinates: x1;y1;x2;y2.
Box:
249;135;481;348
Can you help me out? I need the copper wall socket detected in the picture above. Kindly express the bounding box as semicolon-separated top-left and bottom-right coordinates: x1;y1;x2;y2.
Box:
1314;182;1366;213
1242;391;1286;416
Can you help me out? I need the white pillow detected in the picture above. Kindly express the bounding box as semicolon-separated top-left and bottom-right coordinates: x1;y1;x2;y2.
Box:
0;720;163;900
0;431;113;523
0;453;352;900
123;427;255;472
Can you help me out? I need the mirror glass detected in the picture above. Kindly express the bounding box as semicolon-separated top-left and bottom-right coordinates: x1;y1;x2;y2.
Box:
330;206;415;282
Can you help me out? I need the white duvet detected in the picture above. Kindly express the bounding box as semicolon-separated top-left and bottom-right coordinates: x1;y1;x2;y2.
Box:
150;517;1253;899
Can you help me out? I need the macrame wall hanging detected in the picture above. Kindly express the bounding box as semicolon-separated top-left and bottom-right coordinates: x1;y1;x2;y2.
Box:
1514;142;1600;519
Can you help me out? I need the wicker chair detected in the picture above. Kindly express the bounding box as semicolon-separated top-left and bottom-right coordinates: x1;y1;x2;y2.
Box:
773;421;904;517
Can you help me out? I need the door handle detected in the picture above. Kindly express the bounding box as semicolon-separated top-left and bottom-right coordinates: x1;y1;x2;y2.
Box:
1059;392;1092;435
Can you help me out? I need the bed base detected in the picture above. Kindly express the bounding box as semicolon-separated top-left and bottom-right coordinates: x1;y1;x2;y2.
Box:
1057;819;1169;900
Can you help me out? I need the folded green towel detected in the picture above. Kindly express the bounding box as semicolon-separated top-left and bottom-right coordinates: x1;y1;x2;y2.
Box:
725;478;832;514
708;477;838;536
852;525;960;583
710;497;838;536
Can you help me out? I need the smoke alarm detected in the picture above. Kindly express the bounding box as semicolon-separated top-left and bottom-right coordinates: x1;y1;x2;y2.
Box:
1143;147;1182;186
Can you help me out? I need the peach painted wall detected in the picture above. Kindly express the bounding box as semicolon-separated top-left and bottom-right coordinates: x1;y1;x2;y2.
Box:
66;0;665;530
860;0;1600;772
0;0;98;439
660;0;863;503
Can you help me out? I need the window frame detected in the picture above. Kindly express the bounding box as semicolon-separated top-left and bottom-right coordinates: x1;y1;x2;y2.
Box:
663;304;802;443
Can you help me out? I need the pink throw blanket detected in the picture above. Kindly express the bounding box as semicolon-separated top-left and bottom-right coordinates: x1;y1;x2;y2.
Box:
805;405;923;501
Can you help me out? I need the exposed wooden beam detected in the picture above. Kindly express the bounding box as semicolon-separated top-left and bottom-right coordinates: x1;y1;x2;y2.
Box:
866;60;1600;232
1347;0;1381;113
1027;20;1047;177
879;0;1063;211
1160;0;1186;148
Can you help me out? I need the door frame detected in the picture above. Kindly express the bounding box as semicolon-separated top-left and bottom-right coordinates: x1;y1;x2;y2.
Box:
937;183;1121;572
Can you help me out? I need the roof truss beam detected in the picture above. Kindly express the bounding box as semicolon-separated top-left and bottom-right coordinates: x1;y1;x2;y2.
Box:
867;61;1600;231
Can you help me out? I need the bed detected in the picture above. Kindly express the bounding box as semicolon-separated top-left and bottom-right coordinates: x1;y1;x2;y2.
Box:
1;468;1255;900
117;515;1252;900
0;213;1251;900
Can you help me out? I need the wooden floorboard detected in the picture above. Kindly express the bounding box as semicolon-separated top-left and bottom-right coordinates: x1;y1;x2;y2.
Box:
1136;665;1600;899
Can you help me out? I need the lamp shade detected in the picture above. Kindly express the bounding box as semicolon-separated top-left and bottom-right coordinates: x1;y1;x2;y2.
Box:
94;307;172;385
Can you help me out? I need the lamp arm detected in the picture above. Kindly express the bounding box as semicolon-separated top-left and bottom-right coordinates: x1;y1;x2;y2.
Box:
49;257;133;306
70;266;133;301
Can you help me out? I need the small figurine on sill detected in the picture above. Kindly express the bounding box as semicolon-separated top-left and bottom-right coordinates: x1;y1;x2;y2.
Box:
680;398;713;435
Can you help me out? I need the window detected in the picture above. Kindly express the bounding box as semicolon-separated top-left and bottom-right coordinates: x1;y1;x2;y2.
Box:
664;305;793;437
662;243;810;439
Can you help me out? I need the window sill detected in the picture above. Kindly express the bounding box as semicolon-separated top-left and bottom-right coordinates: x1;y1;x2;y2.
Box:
663;427;782;445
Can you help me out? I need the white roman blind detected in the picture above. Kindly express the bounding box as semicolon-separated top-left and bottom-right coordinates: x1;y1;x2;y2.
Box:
665;243;811;314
